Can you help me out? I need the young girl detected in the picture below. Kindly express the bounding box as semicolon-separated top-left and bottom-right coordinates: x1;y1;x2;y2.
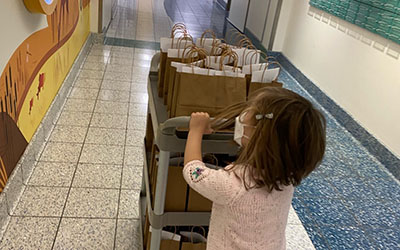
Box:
183;87;326;250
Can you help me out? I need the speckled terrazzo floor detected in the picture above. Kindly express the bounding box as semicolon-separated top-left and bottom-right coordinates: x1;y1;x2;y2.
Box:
1;0;399;249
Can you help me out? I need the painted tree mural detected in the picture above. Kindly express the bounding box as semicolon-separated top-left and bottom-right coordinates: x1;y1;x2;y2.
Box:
0;0;90;191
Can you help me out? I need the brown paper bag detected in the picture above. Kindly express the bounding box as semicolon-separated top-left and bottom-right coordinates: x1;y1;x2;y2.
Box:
181;242;207;250
248;62;283;96
242;52;279;95
187;188;212;212
163;43;197;104
167;60;204;114
158;26;191;97
181;227;207;250
173;67;246;117
146;232;181;250
165;166;188;211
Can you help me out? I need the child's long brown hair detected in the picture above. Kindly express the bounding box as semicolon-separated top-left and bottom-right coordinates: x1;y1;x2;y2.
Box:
211;87;326;192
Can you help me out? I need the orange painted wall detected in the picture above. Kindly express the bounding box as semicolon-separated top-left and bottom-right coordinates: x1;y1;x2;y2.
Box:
0;0;91;191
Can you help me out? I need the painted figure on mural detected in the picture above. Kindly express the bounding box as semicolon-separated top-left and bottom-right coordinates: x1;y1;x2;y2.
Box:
0;0;90;191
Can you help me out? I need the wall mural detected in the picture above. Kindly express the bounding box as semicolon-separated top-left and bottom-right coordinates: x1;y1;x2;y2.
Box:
0;0;90;192
310;0;400;45
23;0;58;15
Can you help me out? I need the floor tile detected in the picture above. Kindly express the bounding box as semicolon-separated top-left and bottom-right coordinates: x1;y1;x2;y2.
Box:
85;55;110;64
88;49;111;57
81;61;107;71
101;79;132;91
294;177;340;199
109;56;134;66
365;226;400;250
112;46;135;53
287;206;303;225
124;146;144;166
13;186;69;216
104;70;133;82
320;226;375;250
132;66;150;76
128;116;147;130
69;87;99;100
49;125;87;143
344;199;399;227
79;144;124;165
72;164;122;189
286;224;316;250
56;111;92;127
78;69;105;79
133;59;151;68
74;77;103;89
122;166;143;189
86;127;126;145
300;197;358;226
53;218;115;250
135;48;156;55
91;44;112;50
64;188;119;218
107;64;134;73
115;219;142;250
110;51;135;59
129;103;148;116
328;176;380;201
90;112;128;129
63;98;96;112
0;217;59;250
28;162;77;187
126;130;145;146
40;142;83;163
118;189;140;219
98;89;130;102
94;100;129;115
303;226;331;250
130;93;148;104
134;53;154;62
367;176;400;203
130;83;148;93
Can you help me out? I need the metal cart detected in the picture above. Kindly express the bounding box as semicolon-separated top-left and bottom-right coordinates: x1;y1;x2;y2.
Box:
140;53;238;250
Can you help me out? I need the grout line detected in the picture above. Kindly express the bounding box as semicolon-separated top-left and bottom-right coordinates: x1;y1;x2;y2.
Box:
50;43;112;250
113;32;137;250
31;159;144;167
9;214;141;220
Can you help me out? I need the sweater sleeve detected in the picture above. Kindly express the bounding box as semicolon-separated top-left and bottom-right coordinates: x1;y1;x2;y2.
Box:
183;160;243;205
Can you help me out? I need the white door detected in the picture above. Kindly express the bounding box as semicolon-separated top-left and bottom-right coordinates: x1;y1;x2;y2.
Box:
228;0;250;32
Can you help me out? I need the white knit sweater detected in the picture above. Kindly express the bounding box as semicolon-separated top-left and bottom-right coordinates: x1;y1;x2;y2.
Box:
183;160;294;250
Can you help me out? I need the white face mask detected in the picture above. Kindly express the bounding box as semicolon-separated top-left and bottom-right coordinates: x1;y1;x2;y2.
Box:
234;116;254;147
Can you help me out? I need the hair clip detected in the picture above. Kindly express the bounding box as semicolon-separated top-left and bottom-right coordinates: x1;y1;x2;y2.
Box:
255;113;273;120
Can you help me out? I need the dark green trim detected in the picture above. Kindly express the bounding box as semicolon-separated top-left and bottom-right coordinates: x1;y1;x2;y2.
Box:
104;37;161;50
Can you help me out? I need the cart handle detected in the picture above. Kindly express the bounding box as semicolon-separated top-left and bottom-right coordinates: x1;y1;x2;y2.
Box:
159;116;190;135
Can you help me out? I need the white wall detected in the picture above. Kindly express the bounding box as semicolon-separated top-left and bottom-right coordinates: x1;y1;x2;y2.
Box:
261;0;279;49
0;0;48;74
103;0;113;31
273;0;400;156
90;0;100;33
246;0;269;40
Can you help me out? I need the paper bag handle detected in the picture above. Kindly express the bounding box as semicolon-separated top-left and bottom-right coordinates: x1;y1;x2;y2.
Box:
237;37;253;48
219;50;239;73
261;61;282;82
190;226;207;243
199;29;217;47
225;29;247;46
175;35;194;53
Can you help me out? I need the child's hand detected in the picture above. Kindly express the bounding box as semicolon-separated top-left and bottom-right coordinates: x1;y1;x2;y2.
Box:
189;112;213;135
